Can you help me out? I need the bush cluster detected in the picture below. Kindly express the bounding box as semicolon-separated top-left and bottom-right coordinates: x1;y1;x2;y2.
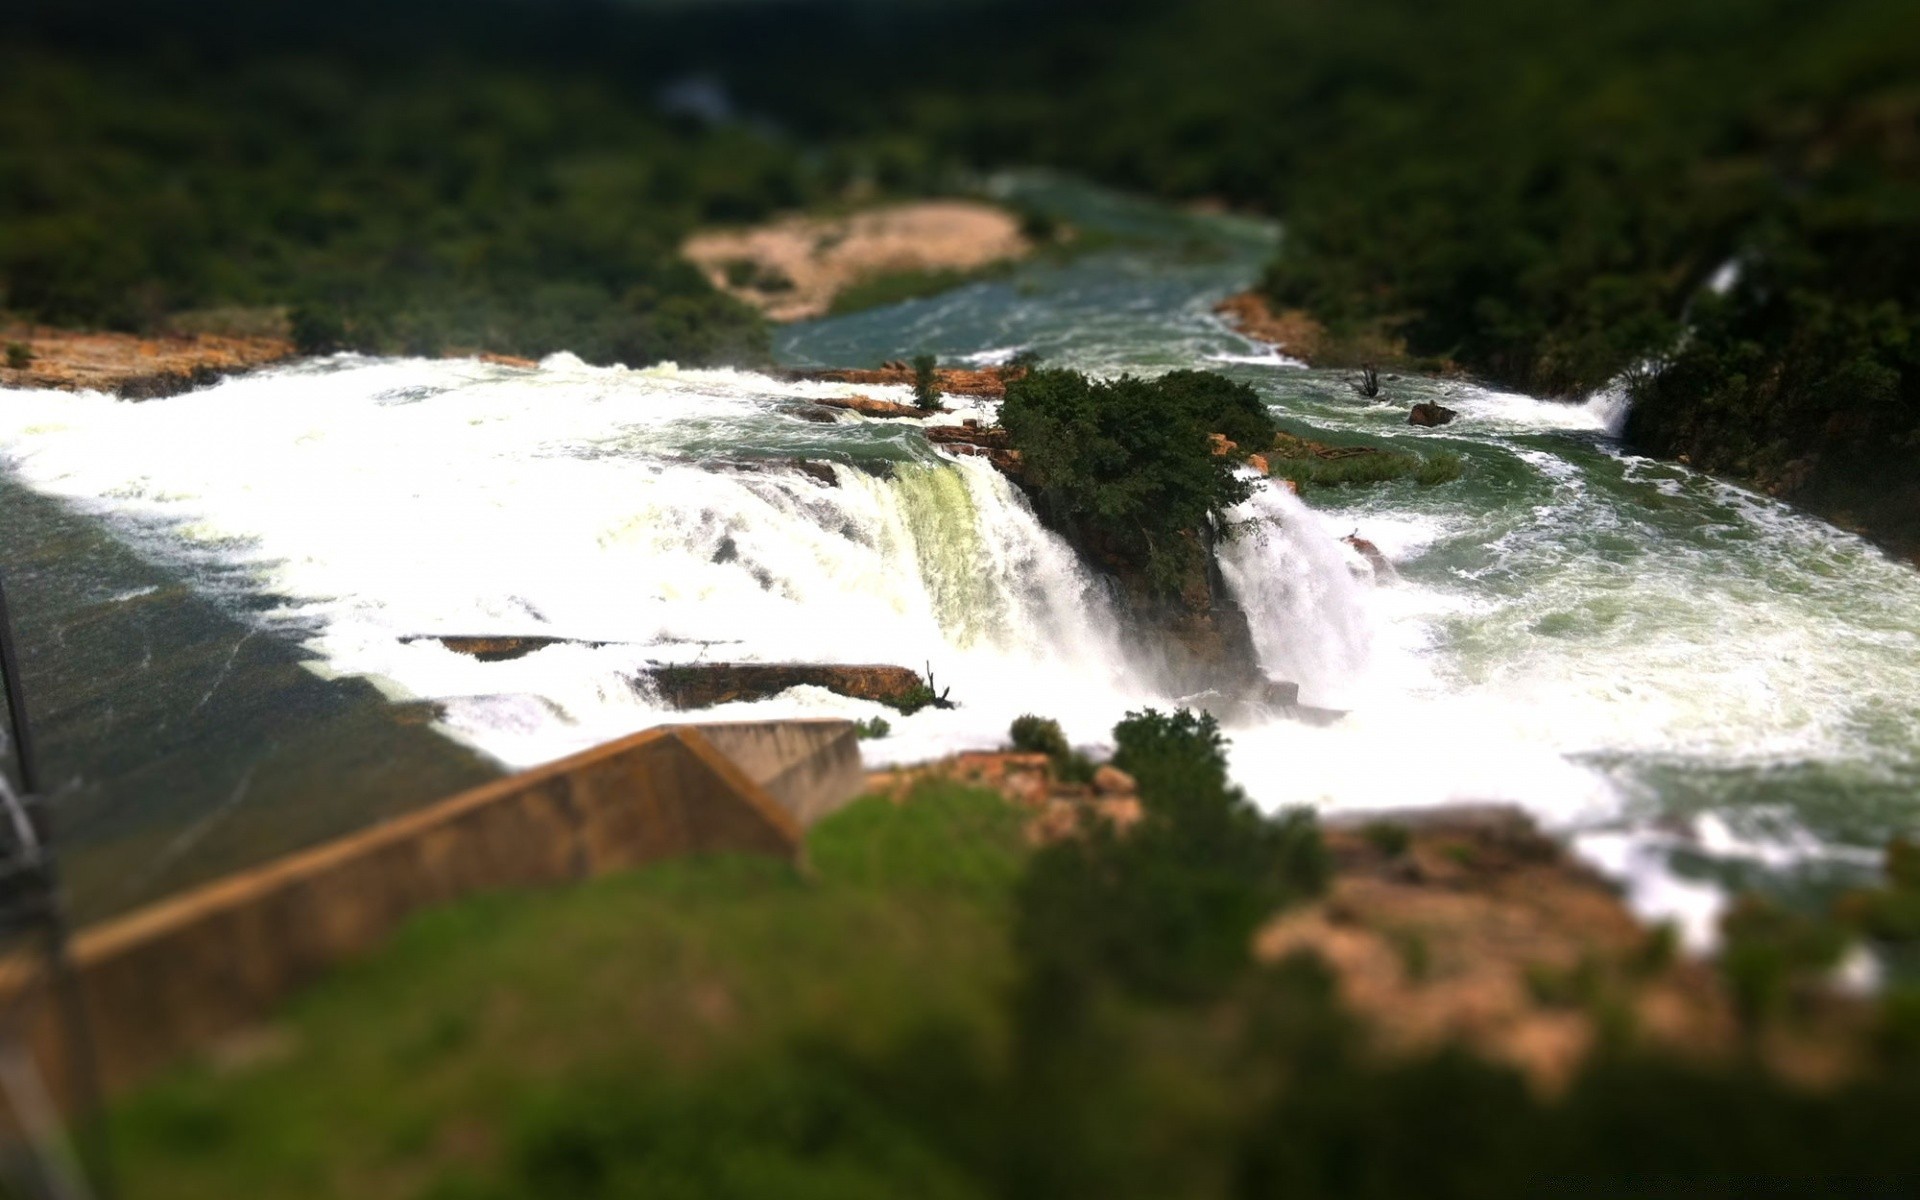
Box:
999;369;1276;594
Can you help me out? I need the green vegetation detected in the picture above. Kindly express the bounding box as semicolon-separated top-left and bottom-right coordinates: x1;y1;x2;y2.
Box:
109;712;1920;1198
852;715;891;740
4;341;30;369
0;37;851;366
1361;820;1412;859
15;2;1915;549
113;778;1029;1200
1008;714;1070;759
1007;714;1094;784
911;353;941;410
1000;368;1275;593
1838;837;1920;945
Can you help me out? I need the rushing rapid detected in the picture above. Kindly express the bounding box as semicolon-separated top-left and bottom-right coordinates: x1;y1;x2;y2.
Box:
5;176;1919;938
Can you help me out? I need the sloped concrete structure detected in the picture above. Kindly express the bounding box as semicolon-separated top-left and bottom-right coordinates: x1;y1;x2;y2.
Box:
2;719;863;1100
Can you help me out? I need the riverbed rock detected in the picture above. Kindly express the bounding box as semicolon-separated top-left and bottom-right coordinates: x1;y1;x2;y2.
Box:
1408;402;1457;427
637;663;930;710
408;634;606;662
1343;534;1392;576
815;394;939;419
774;365;1011;398
0;325;296;397
788;459;840;487
925;424;1025;477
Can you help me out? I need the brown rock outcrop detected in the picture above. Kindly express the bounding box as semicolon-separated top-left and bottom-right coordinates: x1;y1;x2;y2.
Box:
1342;535;1392;577
405;635;610;662
1257;807;1866;1094
1;326;296;398
1212;292;1328;361
638;663;929;710
815;394;938;419
1408;402;1458;427
925;424;1025;477
775;365;1018;398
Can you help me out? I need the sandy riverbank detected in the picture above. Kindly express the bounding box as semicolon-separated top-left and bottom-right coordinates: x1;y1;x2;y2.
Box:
683;200;1031;322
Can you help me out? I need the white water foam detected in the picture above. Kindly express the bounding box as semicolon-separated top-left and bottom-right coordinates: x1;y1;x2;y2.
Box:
0;358;1162;769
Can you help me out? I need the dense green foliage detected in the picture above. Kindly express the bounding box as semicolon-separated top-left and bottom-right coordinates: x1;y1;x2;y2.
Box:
912;353;942;410
1007;714;1071;759
0;40;842;365
15;0;1917;545
1000;369;1275;593
112;715;1920;1198
1019;708;1327;1002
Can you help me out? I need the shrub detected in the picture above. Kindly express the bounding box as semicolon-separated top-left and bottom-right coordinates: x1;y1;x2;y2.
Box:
853;716;891;740
4;342;31;370
1362;820;1411;858
1016;708;1328;1002
1009;715;1070;758
1000;369;1273;594
911;353;941;410
1718;895;1847;1029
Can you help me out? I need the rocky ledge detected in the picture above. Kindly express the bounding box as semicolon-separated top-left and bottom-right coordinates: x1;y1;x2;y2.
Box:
636;663;939;711
0;326;297;398
775;364;1019;398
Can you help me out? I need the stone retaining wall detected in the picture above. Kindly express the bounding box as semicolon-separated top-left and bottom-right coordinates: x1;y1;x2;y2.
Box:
1;719;863;1104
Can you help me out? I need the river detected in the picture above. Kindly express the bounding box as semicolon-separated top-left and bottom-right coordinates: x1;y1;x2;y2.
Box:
4;175;1918;938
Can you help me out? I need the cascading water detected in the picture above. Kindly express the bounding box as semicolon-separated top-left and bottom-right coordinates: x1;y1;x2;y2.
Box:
6;174;1920;940
0;354;1159;775
1218;477;1376;710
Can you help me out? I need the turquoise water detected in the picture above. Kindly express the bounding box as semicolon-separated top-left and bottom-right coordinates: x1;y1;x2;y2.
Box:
4;174;1917;939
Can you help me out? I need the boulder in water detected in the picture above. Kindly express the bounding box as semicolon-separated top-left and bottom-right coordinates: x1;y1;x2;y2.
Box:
788;459;840;487
1343;534;1392;576
815;394;936;419
637;663;939;712
409;634;607;662
1408;402;1457;427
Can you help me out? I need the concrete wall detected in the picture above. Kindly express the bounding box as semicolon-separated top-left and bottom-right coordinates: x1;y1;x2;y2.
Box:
1;719;864;1102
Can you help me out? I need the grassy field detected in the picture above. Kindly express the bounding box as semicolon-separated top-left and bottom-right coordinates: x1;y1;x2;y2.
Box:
102;740;1920;1200
109;782;1028;1200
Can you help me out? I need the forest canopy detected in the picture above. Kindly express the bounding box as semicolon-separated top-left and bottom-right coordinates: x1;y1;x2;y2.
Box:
5;0;1917;545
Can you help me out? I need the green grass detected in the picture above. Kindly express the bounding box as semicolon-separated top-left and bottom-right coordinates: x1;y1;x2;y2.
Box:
109;781;1027;1200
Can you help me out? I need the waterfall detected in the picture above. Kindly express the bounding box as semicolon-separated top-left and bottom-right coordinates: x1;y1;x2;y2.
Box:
0;356;1157;767
1217;479;1376;709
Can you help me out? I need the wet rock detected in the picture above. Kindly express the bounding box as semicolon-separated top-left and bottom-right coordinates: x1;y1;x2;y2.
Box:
815;393;937;419
925;424;1024;477
405;634;609;662
1408;402;1457;427
0;326;295;397
636;663;932;710
788;459;840;487
785;404;841;424
774;365;1010;398
1343;534;1392;576
1257;679;1302;707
